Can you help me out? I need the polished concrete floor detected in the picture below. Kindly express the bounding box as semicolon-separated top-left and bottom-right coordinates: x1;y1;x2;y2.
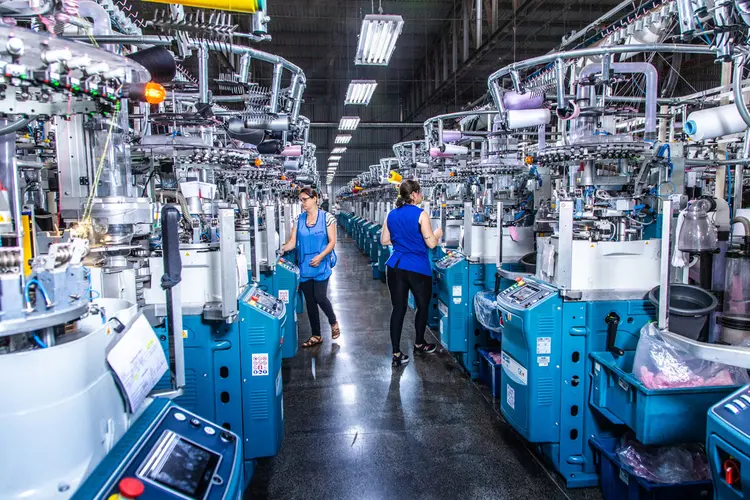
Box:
247;234;603;500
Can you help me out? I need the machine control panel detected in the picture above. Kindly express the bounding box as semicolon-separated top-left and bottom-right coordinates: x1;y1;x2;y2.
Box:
497;279;556;309
242;286;286;318
712;386;750;434
73;400;241;500
436;251;466;270
277;257;299;275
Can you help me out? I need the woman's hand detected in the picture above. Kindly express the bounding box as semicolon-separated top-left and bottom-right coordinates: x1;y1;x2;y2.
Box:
434;228;444;240
280;243;293;254
310;254;324;267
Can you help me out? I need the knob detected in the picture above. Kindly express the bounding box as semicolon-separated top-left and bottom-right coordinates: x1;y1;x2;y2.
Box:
190;418;201;428
220;431;235;442
118;477;144;499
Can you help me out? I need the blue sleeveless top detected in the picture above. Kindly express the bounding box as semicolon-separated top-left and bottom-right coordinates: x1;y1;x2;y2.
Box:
385;204;432;277
297;210;332;282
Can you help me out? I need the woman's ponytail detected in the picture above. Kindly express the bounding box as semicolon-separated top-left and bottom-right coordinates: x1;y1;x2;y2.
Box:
394;179;421;208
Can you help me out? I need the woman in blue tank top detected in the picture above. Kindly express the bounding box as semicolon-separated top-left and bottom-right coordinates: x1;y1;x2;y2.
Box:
381;180;443;367
280;187;340;347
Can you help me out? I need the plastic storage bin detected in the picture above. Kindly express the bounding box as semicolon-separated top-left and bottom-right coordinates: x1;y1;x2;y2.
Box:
590;438;713;500
478;348;502;397
591;351;739;445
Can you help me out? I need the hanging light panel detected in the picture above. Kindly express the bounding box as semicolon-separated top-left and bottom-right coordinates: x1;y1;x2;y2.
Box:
335;134;352;144
345;80;378;105
338;117;360;131
355;14;404;66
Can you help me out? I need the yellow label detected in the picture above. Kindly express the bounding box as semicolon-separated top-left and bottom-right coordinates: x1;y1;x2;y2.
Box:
182;330;188;339
185;252;190;256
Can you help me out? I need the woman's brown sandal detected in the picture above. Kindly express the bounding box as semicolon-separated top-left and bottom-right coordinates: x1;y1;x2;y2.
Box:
331;323;341;340
302;336;322;347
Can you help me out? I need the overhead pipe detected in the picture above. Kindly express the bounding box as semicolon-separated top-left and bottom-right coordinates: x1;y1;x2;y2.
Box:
487;44;716;111
576;62;658;139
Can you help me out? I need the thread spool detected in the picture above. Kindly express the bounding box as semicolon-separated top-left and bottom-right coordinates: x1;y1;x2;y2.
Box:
283;160;300;171
441;130;462;142
685;104;749;141
503;91;544;110
507;109;552;129
429;148;453;158
281;145;302;157
439;144;469;155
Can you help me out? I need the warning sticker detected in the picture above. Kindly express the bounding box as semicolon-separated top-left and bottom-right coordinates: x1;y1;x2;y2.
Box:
278;289;290;304
252;353;269;376
536;337;551;354
453;298;461;305
507;385;516;409
452;285;462;297
537;356;550;367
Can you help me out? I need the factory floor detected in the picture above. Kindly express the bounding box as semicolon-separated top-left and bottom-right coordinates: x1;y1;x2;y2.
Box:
247;234;602;500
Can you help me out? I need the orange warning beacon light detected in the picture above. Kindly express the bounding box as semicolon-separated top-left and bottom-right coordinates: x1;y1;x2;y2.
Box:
144;82;167;104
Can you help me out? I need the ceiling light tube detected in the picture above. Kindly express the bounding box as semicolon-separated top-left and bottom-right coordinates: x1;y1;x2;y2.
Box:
331;147;347;154
338;117;360;131
345;80;378;105
355;14;404;66
335;134;352;144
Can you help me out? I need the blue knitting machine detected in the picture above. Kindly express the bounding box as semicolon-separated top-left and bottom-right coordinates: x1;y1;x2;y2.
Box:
168;284;285;482
495;277;653;487
259;257;300;358
434;250;497;379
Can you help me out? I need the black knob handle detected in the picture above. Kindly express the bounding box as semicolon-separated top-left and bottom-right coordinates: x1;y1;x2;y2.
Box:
605;312;624;357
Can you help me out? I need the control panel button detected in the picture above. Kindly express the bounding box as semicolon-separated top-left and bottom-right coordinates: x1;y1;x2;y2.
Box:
735;399;748;410
173;412;186;422
726;403;740;414
204;426;216;436
220;431;235;442
741;394;750;405
118;477;145;499
190;418;201;428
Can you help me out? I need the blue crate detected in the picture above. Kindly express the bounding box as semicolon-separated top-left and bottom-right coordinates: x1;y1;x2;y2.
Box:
590;437;713;500
478;348;502;397
591;351;740;446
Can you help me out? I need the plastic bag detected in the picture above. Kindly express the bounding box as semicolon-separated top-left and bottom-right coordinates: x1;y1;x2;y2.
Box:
474;290;502;333
616;434;710;484
633;322;750;389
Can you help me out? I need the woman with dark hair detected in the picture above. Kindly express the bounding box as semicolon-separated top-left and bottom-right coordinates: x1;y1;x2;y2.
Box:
380;180;443;367
281;187;340;347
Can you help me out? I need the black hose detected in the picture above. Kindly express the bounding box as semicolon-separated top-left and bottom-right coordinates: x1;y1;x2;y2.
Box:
0;117;36;136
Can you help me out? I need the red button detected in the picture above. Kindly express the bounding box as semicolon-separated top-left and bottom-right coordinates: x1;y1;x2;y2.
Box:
119;477;145;498
251;296;259;302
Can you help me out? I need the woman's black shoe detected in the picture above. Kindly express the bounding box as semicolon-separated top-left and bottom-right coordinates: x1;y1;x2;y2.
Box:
392;352;410;367
414;343;437;354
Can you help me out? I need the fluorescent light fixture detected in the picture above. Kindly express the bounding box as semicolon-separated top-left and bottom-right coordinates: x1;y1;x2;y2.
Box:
328;163;339;168
345;80;378;105
355;14;404;66
335;134;352;144
329;155;342;161
331;147;347;154
338;117;360;131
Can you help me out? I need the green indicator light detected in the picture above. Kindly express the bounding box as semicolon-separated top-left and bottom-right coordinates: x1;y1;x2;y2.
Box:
90;90;98;95
52;81;59;87
72;85;79;91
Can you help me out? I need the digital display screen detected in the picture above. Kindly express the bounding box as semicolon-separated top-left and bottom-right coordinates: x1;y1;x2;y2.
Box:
142;432;220;499
510;285;539;302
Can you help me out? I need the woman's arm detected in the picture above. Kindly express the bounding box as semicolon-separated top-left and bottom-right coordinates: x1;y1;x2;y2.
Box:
419;211;443;249
310;222;337;266
381;213;391;245
280;222;298;254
